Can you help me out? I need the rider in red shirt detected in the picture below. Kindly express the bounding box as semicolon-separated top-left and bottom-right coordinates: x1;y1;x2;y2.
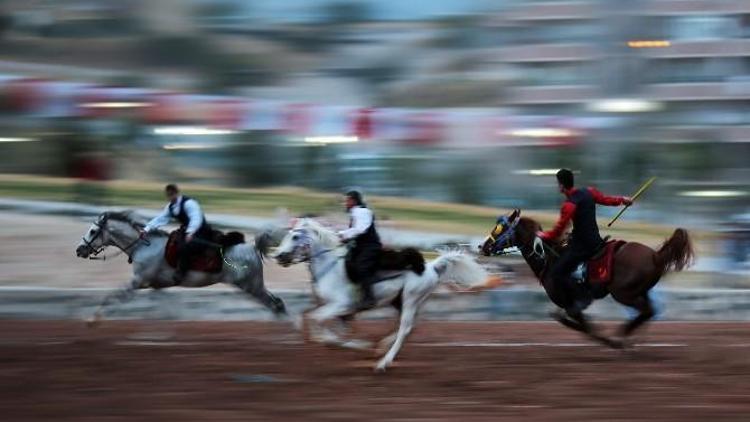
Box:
537;169;632;315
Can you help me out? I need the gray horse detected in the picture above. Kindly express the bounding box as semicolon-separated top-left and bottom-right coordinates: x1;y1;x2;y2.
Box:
75;211;287;325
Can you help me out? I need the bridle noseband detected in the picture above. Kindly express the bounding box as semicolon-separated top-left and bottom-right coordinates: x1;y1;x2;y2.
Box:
81;218;108;258
486;216;519;256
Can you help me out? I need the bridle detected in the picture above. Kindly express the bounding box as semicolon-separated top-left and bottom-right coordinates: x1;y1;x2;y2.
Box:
488;216;556;260
81;216;148;261
282;228;342;282
80;218;108;258
485;215;520;256
488;214;559;279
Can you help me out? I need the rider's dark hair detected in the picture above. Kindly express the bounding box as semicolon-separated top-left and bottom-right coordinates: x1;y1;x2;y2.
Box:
345;190;365;207
556;169;574;189
165;184;179;195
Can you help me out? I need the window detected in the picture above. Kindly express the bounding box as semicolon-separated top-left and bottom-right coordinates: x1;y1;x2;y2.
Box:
516;62;592;85
670;16;741;40
645;58;746;83
498;21;599;44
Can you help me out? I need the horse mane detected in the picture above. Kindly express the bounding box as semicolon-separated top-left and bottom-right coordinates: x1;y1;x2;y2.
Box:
518;216;542;233
101;210;167;236
300;218;340;247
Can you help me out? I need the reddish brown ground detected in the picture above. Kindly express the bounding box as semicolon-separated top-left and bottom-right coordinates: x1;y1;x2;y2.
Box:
1;321;749;421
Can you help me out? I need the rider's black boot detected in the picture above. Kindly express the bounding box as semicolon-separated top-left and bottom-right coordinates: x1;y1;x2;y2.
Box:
358;283;377;310
172;267;186;286
565;277;592;314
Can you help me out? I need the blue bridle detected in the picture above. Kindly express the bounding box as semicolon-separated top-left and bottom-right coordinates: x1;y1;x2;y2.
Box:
487;215;519;255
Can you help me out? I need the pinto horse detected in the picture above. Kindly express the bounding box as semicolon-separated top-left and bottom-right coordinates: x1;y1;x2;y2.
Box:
480;210;694;347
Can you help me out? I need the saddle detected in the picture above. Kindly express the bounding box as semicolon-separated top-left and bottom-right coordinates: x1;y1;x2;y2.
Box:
582;239;626;284
164;229;245;273
345;247;426;284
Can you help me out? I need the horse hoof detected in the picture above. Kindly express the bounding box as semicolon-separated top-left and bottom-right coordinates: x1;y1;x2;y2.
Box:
342;339;373;351
291;316;304;331
548;310;566;323
85;317;101;329
606;338;625;349
374;364;387;373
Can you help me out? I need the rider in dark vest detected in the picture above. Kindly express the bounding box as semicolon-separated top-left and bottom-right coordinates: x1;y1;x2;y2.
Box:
338;190;382;310
141;184;213;284
537;169;632;314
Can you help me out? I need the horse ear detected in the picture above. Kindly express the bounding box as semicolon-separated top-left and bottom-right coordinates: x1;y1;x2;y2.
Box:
509;209;520;221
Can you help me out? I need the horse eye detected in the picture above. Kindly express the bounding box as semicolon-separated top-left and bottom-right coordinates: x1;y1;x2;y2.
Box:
292;234;299;241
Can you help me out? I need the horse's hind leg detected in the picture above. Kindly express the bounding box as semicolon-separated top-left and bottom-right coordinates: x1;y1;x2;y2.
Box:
375;329;399;356
374;289;429;373
618;293;655;341
246;286;287;317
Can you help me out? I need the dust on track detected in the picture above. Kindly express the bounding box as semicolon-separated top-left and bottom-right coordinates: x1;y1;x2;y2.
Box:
1;321;749;421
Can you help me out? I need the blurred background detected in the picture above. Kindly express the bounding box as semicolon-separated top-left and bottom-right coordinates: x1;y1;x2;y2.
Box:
0;0;749;280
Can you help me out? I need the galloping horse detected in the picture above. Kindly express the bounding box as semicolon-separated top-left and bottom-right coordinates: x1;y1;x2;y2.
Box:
274;218;496;372
481;210;693;347
75;211;288;324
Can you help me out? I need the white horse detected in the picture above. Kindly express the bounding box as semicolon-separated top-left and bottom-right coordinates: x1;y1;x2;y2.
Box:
274;218;499;372
75;211;288;325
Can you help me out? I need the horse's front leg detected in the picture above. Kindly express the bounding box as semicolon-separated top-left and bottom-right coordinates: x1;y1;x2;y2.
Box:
557;309;621;349
87;276;144;328
307;302;355;347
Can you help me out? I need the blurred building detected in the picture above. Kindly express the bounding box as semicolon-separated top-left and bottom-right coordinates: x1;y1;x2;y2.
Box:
468;0;750;216
0;0;748;218
480;0;750;131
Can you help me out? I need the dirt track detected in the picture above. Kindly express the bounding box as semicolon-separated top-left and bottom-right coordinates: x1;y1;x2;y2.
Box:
1;321;749;421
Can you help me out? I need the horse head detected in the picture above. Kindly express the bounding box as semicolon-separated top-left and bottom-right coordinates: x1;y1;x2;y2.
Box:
480;209;522;256
273;218;340;267
75;211;144;259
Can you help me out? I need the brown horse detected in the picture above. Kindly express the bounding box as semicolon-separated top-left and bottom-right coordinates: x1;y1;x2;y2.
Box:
480;210;694;347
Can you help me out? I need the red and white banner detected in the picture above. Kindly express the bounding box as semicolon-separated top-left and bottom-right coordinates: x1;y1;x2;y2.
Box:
0;75;585;147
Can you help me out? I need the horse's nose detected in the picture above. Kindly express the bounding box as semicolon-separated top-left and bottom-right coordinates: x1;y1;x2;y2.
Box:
75;245;87;257
275;252;290;265
479;244;491;257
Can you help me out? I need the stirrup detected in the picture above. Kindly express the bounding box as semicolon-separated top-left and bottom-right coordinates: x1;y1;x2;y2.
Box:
570;264;586;282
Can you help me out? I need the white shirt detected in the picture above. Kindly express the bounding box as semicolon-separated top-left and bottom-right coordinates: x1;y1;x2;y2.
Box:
338;206;374;240
144;196;205;235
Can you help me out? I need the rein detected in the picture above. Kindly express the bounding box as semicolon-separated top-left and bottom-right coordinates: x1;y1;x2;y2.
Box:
84;218;149;262
310;248;340;283
300;228;343;283
491;216;560;279
89;236;148;262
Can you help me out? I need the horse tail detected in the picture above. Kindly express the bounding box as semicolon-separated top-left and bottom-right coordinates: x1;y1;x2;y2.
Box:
402;247;426;275
254;231;274;260
654;228;694;276
429;251;501;291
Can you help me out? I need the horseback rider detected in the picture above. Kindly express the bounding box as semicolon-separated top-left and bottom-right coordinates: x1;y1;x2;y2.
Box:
537;169;632;313
338;190;382;310
140;184;213;284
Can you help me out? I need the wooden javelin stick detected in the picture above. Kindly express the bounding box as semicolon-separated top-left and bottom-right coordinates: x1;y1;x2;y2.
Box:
607;177;657;227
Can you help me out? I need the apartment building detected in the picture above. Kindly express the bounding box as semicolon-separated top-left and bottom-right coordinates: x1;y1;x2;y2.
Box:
479;0;750;143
